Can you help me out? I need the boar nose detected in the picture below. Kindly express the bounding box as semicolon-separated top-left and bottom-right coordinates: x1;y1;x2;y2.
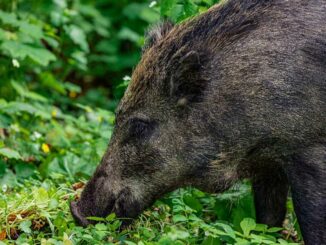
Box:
70;201;91;227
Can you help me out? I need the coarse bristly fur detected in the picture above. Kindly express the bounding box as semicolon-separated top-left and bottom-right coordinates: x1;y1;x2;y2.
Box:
71;0;326;244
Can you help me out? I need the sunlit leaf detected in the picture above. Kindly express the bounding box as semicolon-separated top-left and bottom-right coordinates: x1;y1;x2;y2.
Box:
34;187;49;203
19;22;44;40
240;218;256;237
64;25;89;52
19;220;32;234
0;148;21;159
172;214;187;223
0;10;19;26
1;41;56;66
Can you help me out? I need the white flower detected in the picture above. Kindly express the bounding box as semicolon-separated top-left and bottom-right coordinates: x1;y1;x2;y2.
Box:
33;131;42;139
12;59;20;68
123;75;131;82
149;1;157;8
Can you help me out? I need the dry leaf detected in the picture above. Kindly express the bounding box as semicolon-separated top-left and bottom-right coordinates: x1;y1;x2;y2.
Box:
0;230;6;241
72;182;85;191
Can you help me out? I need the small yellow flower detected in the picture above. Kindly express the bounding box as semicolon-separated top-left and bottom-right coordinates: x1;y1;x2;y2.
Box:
51;110;57;117
69;91;77;98
41;143;50;153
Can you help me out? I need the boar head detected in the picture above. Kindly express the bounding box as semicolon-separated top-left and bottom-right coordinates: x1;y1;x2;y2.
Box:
70;21;235;226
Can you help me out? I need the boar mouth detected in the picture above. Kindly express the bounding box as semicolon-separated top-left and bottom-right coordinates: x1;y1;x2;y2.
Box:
70;200;90;227
70;197;116;227
70;188;144;227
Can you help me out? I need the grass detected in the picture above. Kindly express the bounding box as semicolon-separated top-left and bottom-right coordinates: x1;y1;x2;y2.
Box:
0;176;302;245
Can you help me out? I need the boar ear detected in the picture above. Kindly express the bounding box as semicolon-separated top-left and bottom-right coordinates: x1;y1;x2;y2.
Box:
169;49;209;105
143;21;174;53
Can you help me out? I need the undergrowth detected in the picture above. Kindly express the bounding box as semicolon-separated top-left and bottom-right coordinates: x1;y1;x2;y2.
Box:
0;178;301;244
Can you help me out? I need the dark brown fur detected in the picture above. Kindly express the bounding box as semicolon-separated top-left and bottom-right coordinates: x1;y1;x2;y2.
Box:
71;1;326;244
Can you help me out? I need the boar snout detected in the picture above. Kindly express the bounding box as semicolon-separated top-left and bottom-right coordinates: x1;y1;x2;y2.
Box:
70;198;116;227
70;201;91;227
70;185;144;227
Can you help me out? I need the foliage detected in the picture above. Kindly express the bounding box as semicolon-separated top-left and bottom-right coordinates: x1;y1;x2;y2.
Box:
0;180;300;244
0;0;302;244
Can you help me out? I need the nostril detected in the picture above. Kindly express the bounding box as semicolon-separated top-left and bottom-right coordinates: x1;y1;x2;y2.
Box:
70;201;90;227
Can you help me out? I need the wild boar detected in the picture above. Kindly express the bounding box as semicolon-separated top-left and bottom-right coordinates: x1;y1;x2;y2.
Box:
70;0;326;244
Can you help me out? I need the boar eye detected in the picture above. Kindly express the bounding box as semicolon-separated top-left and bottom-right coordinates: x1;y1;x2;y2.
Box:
127;118;156;140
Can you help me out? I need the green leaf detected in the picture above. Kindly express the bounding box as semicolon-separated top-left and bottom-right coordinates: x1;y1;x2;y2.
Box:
14;162;37;180
71;51;88;70
215;222;236;239
53;0;67;8
1;101;37;114
118;27;141;43
1;102;51;119
240;218;256;237
0;10;19;26
19;22;44;40
254;223;268;232
64;82;81;93
49;198;59;209
19;220;32;234
251;234;276;244
0;159;6;176
0;28;4;39
230;193;256;231
172;214;187;223
109;220;122;231
39;72;66;94
234;238;251;245
105;213;116;222
0;147;21;159
11;81;48;102
64;25;89;52
214;199;232;221
278;238;292;245
87;216;106;222
34;187;49;204
183;194;203;212
1;41;56;66
267;227;283;233
184;0;198;17
95;223;107;231
82;234;94;240
201;236;222;245
160;0;175;16
0;169;17;187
